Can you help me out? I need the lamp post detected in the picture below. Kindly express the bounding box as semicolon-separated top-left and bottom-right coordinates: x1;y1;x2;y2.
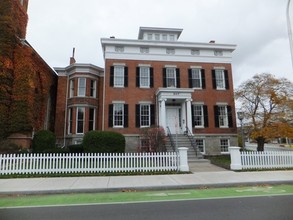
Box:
287;0;293;69
237;111;245;150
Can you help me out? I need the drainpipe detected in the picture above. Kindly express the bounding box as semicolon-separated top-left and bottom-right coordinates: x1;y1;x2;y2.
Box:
102;63;106;131
63;74;69;147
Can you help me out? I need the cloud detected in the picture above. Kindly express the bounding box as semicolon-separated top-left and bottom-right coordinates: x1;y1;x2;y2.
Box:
26;0;293;86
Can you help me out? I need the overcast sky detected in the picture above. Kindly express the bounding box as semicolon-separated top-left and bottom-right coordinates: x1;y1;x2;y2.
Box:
26;0;293;87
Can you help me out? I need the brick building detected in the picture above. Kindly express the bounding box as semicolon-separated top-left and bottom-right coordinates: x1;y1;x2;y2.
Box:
0;0;57;149
100;27;237;154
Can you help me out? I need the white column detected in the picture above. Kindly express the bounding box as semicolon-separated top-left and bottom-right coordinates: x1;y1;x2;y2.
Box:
160;99;167;132
181;102;186;133
178;147;189;172
186;98;193;133
229;146;242;170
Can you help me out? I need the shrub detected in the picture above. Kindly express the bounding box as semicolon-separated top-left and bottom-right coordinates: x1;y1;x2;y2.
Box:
32;130;56;153
0;140;20;154
83;131;125;153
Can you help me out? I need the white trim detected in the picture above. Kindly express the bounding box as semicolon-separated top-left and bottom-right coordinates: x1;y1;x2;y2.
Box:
139;101;152;104
164;64;177;68
190;66;202;69
138;64;152;67
213;66;226;70
112;101;126;104
113;63;126;66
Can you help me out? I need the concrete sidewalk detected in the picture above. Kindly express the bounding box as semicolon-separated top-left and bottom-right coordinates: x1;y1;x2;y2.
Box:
0;170;293;195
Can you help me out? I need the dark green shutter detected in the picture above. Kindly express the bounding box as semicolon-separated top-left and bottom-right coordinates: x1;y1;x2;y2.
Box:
124;67;128;87
227;105;233;128
224;70;229;89
136;104;140;127
212;70;216;89
136;67;140;87
124;104;128;128
163;68;167;87
150;68;154;88
110;66;114;87
201;69;206;89
108;104;113;127
214;105;219;128
176;68;180;88
150;104;155;126
188;69;192;88
203;105;209;127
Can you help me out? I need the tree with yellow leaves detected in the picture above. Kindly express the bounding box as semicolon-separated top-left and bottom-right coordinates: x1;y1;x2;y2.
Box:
235;73;293;151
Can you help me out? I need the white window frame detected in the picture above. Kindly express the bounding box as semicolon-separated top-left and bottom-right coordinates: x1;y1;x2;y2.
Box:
140;104;150;128
78;78;86;97
113;103;124;128
218;105;228;128
195;139;206;154
191;68;202;89
67;108;73;134
90;80;96;98
140;67;150;88
215;69;226;90
166;68;176;88
220;139;230;153
193;105;204;127
76;107;85;134
69;79;74;97
114;66;124;88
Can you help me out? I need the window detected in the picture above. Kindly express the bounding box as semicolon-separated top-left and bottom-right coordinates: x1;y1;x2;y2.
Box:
214;50;223;56
218;106;228;127
140;104;150;127
114;103;124;127
191;49;200;55
78;78;86;97
162;34;167;41
90;80;96;97
76;107;85;134
115;46;124;52
214;105;233;128
69;79;74;97
169;35;175;41
140;67;150;88
88;108;95;131
193;105;204;127
136;104;155;128
155;34;160;40
166;48;175;55
191;69;201;88
212;69;229;90
114;66;124;87
166;68;176;87
140;47;149;53
68;108;73;134
195;139;205;154
220;139;230;153
147;34;152;40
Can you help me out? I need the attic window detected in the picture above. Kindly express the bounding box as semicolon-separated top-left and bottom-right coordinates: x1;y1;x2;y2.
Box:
166;48;175;55
191;49;200;55
115;46;124;53
214;50;223;56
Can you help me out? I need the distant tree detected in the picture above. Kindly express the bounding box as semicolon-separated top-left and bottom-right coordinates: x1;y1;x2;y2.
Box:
235;73;293;151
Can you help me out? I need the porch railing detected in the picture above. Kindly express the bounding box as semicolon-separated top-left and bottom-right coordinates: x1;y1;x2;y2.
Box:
166;126;176;152
185;126;199;157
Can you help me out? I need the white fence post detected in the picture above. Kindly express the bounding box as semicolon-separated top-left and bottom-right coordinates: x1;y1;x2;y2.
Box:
229;146;242;170
178;147;189;172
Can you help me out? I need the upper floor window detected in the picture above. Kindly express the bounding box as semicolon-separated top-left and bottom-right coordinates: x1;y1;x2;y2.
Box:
78;78;86;97
163;67;180;88
212;69;229;90
169;35;175;41
155;34;160;41
90;80;96;98
136;66;153;88
162;34;167;41
147;34;152;40
189;69;205;89
136;104;155;128
110;65;128;88
69;79;74;97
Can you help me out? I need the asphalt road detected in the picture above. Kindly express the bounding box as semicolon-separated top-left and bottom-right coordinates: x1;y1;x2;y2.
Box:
1;195;293;220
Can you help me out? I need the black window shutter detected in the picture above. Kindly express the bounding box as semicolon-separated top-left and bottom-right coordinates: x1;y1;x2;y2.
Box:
108;104;113;127
124;67;128;87
135;104;140;127
224;70;229;90
203;105;209;127
176;68;180;88
191;105;195;127
201;69;206;89
163;68;167;87
212;70;216;89
188;69;192;88
227;105;233;128
150;104;155;125
110;66;114;87
150;68;154;88
136;67;140;87
124;104;128;128
214;105;219;128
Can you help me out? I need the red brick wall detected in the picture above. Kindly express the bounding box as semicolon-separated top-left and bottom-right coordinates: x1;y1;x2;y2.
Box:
103;59;236;135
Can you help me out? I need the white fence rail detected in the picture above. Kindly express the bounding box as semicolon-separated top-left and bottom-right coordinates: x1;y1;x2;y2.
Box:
229;147;293;170
0;152;181;175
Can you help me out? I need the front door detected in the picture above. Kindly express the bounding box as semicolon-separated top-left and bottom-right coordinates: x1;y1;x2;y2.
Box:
166;107;181;134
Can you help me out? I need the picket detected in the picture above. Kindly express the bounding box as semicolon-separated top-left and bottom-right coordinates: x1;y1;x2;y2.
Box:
240;150;293;170
0;152;179;175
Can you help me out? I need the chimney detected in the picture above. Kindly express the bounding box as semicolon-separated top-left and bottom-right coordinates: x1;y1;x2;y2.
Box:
70;48;76;65
209;40;215;43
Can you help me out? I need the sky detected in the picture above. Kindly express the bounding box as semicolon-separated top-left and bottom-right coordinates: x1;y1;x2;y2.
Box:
26;0;293;88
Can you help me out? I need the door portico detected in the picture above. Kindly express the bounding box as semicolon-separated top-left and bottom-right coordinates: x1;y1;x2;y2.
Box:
156;88;194;134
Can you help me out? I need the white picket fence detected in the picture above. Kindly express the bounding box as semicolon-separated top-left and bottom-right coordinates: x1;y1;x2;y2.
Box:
0;152;179;175
229;147;293;170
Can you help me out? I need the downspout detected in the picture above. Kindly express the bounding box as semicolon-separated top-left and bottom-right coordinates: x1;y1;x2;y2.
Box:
102;63;106;131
